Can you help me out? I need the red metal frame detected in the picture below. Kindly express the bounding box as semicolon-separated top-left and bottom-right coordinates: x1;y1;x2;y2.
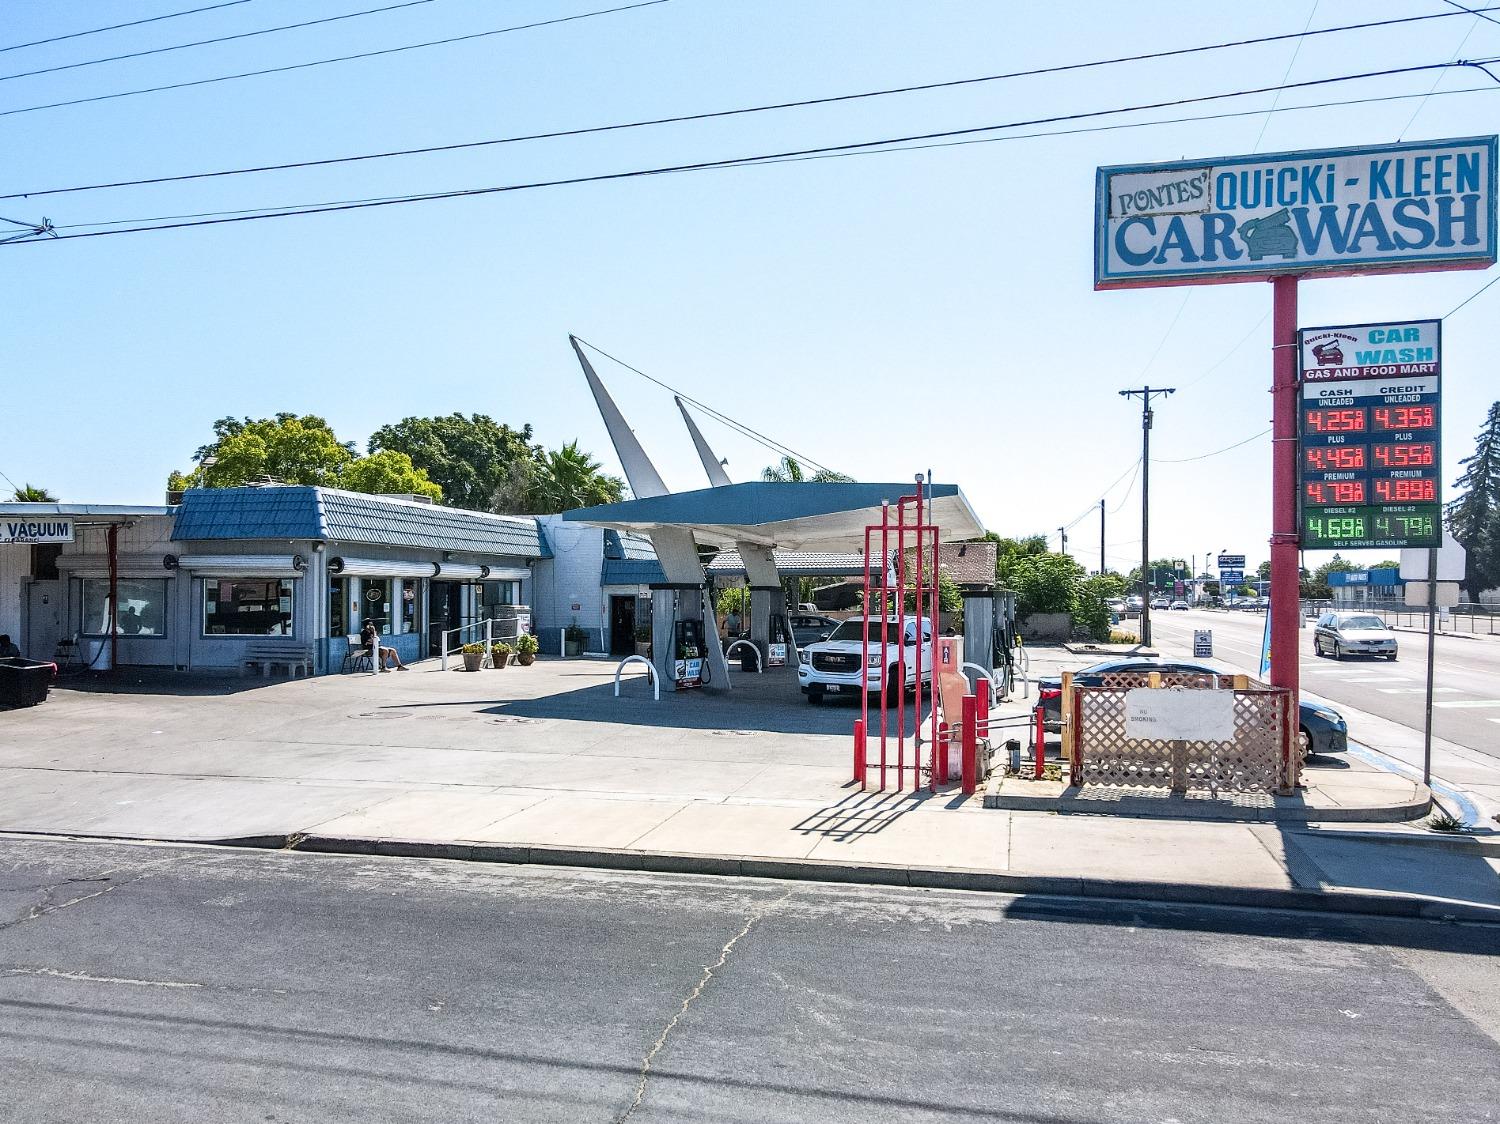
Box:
961;693;977;795
857;477;941;792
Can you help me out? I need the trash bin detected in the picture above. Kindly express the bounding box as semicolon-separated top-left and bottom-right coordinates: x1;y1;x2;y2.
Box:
0;657;54;707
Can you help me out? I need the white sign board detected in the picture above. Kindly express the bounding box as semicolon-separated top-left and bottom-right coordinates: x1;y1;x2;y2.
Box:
1400;531;1467;581
2;518;74;544
1405;582;1461;608
1192;630;1213;658
1096;136;1497;288
1124;688;1236;743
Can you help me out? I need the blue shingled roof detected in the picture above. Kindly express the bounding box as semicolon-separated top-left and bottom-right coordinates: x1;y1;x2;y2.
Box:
602;558;666;586
603;529;657;562
172;486;545;558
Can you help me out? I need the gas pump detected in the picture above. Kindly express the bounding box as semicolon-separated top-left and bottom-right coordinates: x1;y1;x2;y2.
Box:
766;612;792;667
673;616;706;690
651;584;722;691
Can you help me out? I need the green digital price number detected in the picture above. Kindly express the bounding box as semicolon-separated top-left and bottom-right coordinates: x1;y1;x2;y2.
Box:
1303;508;1439;547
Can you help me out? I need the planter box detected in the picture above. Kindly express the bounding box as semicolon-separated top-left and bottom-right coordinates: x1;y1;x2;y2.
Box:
462;651;484;672
564;640;583;657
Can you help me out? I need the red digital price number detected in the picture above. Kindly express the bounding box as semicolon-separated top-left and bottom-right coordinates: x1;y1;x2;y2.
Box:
1374;478;1437;502
1373;442;1435;467
1304;408;1366;433
1304;446;1366;471
1373;405;1435;431
1304;480;1366;505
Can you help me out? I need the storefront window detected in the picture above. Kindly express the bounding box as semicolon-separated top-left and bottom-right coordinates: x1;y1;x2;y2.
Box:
400;579;418;634
361;577;393;634
204;578;294;636
81;579;168;637
480;580;520;617
328;576;347;638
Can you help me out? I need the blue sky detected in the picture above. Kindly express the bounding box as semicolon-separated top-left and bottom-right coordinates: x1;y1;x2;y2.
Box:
3;0;1498;576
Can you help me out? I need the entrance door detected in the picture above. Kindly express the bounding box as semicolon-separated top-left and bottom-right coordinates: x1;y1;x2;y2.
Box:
427;581;458;658
24;580;64;662
609;595;635;656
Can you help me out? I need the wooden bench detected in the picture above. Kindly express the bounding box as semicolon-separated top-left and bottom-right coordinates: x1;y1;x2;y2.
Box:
244;641;314;678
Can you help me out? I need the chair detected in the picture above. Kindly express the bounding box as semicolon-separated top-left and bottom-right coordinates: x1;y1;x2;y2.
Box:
341;634;375;674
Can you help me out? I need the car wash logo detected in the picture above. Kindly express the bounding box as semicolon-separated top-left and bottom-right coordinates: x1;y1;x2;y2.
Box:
1096;137;1497;287
1302;331;1358;369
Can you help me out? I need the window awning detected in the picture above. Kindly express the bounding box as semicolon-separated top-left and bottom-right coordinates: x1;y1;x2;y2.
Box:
486;566;530;581
56;553;171;578
433;562;486;580
327;556;436;578
170;553;307;577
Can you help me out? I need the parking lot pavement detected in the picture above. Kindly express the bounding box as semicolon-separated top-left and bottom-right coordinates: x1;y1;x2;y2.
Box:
2;659;1496;915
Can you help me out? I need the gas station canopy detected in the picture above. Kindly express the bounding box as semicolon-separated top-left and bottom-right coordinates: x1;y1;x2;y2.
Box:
564;481;985;549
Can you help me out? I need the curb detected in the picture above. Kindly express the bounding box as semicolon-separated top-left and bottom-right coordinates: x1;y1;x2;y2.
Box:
201;830;1496;923
1295;827;1500;857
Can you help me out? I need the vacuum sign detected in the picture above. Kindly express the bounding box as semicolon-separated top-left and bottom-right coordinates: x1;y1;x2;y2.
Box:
1095;136;1497;288
3;519;74;544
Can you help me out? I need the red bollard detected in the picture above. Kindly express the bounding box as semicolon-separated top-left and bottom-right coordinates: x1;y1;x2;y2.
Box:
976;685;990;742
853;719;866;788
961;694;977;795
936;720;949;786
1033;703;1046;780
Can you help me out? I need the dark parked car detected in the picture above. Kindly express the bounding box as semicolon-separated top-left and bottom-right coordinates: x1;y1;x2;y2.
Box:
788;613;839;648
1036;657;1347;757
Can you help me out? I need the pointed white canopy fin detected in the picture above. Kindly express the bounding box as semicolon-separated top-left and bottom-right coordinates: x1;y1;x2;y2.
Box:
675;396;733;488
569;335;670;499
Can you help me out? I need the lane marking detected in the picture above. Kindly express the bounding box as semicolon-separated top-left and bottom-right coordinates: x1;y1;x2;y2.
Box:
1433;700;1500;709
1378;687;1459;694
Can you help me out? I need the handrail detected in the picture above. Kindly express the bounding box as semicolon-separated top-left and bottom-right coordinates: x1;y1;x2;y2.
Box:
614;655;659;701
960;662;996;708
437;618;520;671
724;639;762;673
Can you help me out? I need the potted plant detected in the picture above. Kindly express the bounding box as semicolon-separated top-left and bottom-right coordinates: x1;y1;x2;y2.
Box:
634;624;652;658
460;641;485;672
564;623;587;658
515;633;538;666
490;642;513;668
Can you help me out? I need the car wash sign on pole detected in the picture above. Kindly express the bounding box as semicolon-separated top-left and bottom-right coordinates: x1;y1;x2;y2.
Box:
1095;137;1496;288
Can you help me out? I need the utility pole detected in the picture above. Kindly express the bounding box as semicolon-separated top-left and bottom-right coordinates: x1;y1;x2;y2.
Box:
1058;526;1068;558
1119;386;1175;647
1099;499;1106;577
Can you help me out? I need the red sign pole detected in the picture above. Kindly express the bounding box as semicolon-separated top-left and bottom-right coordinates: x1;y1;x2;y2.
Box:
1270;275;1300;786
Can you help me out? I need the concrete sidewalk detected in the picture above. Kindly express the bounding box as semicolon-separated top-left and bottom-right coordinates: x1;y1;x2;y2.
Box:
1;660;1496;919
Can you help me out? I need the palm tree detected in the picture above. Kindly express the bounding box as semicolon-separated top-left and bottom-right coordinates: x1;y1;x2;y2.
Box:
539;441;625;511
761;456;852;483
10;484;56;502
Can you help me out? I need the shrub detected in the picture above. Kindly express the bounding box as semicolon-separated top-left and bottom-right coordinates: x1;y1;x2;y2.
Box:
461;642;486;655
516;633;539;655
1009;553;1082;616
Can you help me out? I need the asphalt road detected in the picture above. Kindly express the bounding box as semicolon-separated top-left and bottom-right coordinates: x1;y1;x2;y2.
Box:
1149;609;1500;763
2;837;1498;1123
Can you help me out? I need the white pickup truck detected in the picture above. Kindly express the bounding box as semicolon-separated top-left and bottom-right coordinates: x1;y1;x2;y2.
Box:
797;616;933;704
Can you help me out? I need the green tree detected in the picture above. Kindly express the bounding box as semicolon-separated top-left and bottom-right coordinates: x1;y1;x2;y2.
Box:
339;450;442;500
172;414;356;489
1370;559;1401;570
534;441;625;511
9;484;56;501
367;413;536;512
984;533;1050;586
1008;552;1083;616
1303;555;1355;599
1256;560;1272;581
1448;401;1500;595
1075;574;1119;641
761;456;853;483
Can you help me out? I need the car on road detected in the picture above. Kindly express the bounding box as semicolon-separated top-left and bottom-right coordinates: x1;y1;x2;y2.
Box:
798;615;933;704
1150;597;1170;610
1169;600;1189;611
1313;611;1398;661
1036;658;1348;757
788;613;839;648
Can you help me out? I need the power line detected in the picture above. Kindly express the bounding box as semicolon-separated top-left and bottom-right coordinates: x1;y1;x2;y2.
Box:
34;84;1500;235
1178;311;1270;390
571;337;844;480
1443;0;1500;29
1158;428;1271;463
1251;0;1320;152
1106;460;1144;515
8;58;1492;243
0;0;440;84
5;5;1495;198
1446;272;1500;317
0;1;259;54
1397;5;1484;140
0;0;672;119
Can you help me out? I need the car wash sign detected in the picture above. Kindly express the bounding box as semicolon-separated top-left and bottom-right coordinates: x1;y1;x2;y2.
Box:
1095;136;1496;288
3;518;73;544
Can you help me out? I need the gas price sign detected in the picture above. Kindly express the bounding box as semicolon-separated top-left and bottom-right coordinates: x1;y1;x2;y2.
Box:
1297;319;1441;549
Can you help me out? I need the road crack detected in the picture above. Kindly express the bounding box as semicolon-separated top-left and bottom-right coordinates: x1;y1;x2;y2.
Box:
616;888;794;1123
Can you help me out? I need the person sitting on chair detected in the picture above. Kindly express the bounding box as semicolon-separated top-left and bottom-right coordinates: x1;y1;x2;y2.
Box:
0;634;21;659
361;621;407;671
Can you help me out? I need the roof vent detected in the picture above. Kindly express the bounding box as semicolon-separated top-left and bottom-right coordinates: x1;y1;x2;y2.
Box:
378;493;435;504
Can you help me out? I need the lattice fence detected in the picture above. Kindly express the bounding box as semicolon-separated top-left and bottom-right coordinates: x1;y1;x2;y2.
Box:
1069;675;1292;795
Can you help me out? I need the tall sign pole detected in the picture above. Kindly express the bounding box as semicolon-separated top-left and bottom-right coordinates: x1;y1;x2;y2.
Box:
1269;276;1300;706
1099;499;1106;577
1424;546;1438;786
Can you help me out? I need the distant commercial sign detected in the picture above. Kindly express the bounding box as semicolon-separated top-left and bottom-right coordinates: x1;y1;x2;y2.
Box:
1219;569;1244;587
1095;137;1497;288
2;518;73;544
1298;319;1442;549
1217;554;1245;569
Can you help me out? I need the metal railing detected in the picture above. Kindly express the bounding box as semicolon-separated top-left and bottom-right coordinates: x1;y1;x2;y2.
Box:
614;655;659;701
724;639;762;673
1357;602;1499;636
438;618;521;671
